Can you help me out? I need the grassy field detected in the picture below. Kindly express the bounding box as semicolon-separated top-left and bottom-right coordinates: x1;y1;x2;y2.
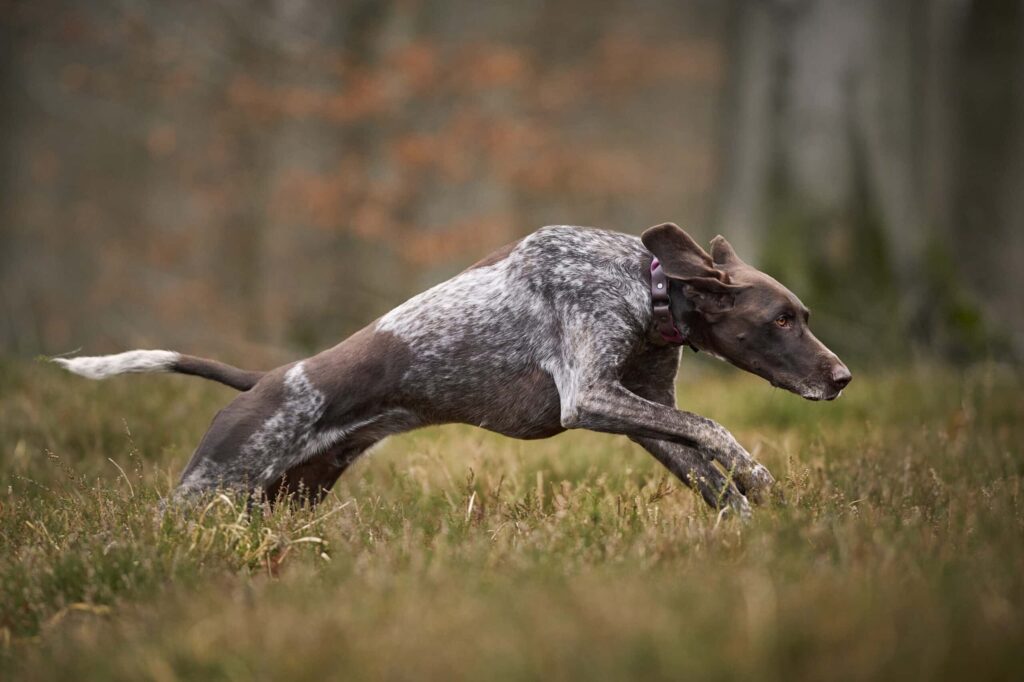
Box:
1;356;1022;680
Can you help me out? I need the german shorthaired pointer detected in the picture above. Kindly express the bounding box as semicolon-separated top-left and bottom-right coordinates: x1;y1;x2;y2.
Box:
56;223;850;516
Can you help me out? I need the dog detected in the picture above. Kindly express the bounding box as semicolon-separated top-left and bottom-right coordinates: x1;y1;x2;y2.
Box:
56;223;850;516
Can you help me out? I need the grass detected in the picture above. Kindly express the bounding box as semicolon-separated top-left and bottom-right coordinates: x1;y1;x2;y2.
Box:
0;356;1022;680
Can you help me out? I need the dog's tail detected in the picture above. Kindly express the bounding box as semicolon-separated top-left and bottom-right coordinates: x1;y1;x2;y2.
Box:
52;350;265;391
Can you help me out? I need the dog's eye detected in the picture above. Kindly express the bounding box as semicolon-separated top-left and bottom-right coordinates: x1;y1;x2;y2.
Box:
774;315;791;328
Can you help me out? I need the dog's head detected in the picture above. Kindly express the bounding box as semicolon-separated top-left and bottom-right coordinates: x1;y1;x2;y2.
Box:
642;223;851;401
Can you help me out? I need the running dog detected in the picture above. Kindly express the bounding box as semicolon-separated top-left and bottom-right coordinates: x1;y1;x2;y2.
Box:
56;223;851;516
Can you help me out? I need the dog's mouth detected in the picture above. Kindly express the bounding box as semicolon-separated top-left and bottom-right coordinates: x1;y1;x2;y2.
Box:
800;392;833;402
797;384;843;401
769;378;842;402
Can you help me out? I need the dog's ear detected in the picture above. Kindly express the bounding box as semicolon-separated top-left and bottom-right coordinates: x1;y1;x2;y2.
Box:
681;277;746;318
710;235;746;268
643;224;745;318
641;223;720;281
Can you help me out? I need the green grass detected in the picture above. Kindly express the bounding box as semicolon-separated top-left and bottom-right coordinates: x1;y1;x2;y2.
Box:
1;357;1022;680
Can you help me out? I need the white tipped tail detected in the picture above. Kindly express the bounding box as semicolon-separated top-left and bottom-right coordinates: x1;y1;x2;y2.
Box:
53;350;180;380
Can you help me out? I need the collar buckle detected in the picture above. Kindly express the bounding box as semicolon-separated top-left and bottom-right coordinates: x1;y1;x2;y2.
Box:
650;257;689;346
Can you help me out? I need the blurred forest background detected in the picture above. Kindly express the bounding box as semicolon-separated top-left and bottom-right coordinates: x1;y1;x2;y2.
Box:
1;0;1022;366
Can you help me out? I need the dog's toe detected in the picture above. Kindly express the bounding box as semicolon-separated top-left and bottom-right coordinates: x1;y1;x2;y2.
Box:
733;493;753;521
716;492;752;524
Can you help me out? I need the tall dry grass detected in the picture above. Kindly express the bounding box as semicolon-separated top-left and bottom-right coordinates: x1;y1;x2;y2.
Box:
1;357;1022;680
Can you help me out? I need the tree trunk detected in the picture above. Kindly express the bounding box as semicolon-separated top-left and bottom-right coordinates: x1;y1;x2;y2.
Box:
714;0;1021;358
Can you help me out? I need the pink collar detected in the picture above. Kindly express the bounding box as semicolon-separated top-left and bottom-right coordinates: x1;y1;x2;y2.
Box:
650;257;688;345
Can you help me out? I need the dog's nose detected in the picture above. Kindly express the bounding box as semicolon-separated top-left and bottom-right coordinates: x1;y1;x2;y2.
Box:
830;364;852;390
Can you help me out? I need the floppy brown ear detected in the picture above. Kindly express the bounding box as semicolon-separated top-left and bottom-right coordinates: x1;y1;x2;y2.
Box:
710;235;746;267
643;224;746;317
641;223;720;281
681;277;747;318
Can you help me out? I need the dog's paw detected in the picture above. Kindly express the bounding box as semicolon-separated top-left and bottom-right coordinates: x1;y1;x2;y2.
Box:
713;490;752;524
735;463;775;504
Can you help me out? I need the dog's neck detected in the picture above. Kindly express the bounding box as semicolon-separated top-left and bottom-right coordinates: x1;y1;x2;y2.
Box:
669;279;705;354
643;256;705;353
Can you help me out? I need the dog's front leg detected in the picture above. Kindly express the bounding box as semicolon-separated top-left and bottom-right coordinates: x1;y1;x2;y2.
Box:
621;369;751;515
559;378;774;502
630;436;751;518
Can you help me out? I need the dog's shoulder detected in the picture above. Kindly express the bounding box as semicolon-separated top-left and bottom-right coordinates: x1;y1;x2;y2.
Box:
463;225;644;274
509;226;652;331
377;224;651;346
520;225;645;258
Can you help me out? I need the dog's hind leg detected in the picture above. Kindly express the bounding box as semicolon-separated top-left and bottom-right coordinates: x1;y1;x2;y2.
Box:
263;441;370;506
259;404;424;503
174;361;333;498
176;380;421;506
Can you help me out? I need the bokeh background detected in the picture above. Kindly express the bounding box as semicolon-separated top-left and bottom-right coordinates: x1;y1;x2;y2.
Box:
2;0;1022;365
